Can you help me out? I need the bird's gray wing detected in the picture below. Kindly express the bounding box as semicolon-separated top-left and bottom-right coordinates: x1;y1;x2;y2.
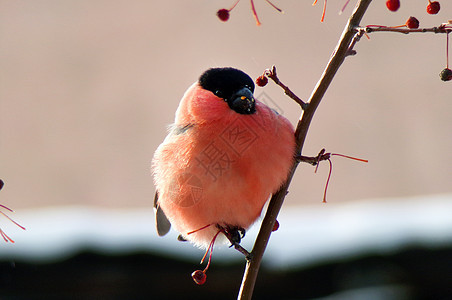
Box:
154;191;171;236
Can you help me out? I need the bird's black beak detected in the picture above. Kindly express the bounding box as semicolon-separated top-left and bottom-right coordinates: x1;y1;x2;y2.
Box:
229;87;256;115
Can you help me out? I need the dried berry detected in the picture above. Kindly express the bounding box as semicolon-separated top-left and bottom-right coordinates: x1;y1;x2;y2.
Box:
217;9;230;22
427;1;440;15
256;75;268;87
406;17;420;29
439;68;452;81
386;0;400;12
191;270;207;285
272;220;280;232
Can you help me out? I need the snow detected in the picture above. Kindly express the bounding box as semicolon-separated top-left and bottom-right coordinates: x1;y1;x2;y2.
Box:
1;194;451;269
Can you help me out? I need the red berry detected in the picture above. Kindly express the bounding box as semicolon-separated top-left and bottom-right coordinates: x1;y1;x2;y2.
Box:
427;1;440;15
386;0;400;12
272;220;280;232
406;17;420;29
217;9;230;22
439;68;452;81
255;75;268;87
0;179;3;190
191;270;207;285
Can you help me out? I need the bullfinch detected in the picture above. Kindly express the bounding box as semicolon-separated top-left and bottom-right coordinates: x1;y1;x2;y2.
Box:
152;67;295;249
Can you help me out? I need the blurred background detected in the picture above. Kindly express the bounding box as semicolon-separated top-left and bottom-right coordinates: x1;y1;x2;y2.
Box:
0;0;451;299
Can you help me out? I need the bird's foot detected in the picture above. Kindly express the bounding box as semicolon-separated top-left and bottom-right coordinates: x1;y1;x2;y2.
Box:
216;225;253;260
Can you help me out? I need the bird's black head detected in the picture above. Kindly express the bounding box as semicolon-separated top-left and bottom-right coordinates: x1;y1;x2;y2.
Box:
199;67;256;115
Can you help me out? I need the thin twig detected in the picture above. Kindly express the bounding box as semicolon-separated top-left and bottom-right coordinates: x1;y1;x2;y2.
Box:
0;210;26;230
265;66;308;110
296;148;330;166
237;1;373;299
347;23;452;58
298;150;368;203
346;28;367;56
233;243;253;260
446;31;450;69
362;25;452;34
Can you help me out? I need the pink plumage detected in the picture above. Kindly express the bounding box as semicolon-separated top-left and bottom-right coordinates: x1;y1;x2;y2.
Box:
152;68;295;248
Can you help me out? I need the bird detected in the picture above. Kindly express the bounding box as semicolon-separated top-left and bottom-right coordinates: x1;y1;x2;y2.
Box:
152;67;295;249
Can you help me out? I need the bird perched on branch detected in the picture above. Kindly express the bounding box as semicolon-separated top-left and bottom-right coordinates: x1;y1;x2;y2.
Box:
152;67;295;249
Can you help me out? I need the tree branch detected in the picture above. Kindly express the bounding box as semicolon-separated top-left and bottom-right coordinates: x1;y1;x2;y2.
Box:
362;24;452;34
237;1;373;299
265;66;307;110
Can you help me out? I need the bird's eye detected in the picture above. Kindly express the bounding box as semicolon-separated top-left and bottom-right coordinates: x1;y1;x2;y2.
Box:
214;90;225;99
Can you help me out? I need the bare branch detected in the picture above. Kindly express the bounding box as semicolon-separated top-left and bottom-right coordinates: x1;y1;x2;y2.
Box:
347;23;452;56
265;66;307;110
361;24;452;34
237;1;373;299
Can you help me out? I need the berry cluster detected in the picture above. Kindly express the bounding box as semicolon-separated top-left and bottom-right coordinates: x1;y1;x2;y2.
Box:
216;0;282;26
386;0;441;14
217;1;444;25
384;1;451;81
